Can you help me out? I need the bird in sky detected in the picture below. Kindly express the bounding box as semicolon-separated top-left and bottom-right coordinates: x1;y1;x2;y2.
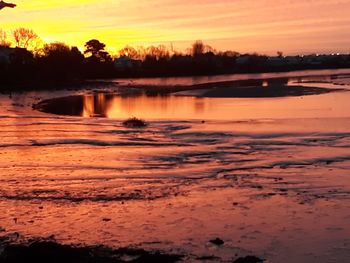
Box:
0;0;16;10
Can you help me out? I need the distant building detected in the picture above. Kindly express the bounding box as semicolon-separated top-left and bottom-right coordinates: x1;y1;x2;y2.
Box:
0;46;33;64
0;46;16;64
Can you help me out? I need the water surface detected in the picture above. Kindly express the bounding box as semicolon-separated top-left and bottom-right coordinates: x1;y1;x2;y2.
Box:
1;69;350;262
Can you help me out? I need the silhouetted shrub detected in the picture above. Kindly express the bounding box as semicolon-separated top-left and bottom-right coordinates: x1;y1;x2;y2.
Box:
122;117;147;128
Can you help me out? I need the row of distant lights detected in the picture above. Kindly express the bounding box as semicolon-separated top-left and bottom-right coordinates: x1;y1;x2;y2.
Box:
245;53;349;58
290;53;346;58
309;53;342;57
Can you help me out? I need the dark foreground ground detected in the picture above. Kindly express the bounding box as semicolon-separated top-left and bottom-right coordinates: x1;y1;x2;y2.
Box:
0;237;264;263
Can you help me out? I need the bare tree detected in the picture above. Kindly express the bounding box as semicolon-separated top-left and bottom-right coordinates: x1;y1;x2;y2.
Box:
12;28;38;49
118;46;139;59
144;45;170;60
136;46;147;60
0;29;11;47
30;37;45;56
204;44;216;54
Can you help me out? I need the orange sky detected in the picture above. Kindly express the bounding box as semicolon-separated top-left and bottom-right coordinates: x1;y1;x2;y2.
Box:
1;0;350;55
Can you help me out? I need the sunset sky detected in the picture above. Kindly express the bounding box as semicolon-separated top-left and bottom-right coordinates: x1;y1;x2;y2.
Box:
1;0;350;55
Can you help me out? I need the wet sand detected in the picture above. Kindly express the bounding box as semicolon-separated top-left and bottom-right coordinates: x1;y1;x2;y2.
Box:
174;85;342;98
1;70;350;262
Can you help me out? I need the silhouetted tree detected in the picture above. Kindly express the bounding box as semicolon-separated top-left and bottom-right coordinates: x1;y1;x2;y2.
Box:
149;45;170;60
84;39;111;62
42;42;70;56
219;50;239;57
40;42;84;81
118;46;139;59
42;43;84;65
12;28;38;49
83;39;114;78
192;40;204;56
136;46;147;60
84;39;104;56
204;44;216;54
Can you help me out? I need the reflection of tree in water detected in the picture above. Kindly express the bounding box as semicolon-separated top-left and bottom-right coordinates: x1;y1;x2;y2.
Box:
36;93;210;119
194;100;205;113
118;94;172;115
34;94;114;117
35;96;84;116
83;94;115;117
266;78;289;87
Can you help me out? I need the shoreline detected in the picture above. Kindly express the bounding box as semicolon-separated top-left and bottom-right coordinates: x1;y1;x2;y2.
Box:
1;67;350;93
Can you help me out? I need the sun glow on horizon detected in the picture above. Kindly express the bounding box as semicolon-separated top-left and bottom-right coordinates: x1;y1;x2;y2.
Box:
1;0;350;55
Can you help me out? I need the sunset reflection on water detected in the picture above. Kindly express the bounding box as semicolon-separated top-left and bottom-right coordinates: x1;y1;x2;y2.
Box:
83;94;207;119
1;71;350;263
78;90;350;121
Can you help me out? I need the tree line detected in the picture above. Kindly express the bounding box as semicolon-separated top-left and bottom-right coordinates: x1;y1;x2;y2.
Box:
1;28;350;90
